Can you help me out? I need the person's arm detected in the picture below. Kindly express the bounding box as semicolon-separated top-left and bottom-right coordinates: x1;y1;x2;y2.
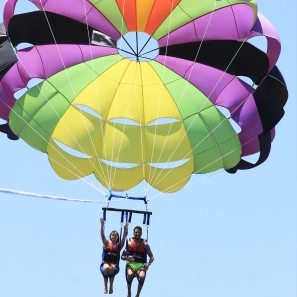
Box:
144;244;154;270
119;222;129;249
121;243;134;262
99;218;109;247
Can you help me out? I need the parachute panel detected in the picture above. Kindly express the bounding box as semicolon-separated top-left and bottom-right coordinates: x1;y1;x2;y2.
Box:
48;139;95;179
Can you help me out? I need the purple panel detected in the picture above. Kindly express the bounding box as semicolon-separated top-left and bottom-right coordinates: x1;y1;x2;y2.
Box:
156;56;235;103
249;12;281;70
0;83;16;120
79;44;118;61
241;136;260;156
36;45;117;78
3;0;18;29
0;62;27;97
31;0;121;40
0;44;117;120
158;4;255;47
215;78;263;155
232;4;256;40
243;129;275;156
15;47;45;82
155;55;265;156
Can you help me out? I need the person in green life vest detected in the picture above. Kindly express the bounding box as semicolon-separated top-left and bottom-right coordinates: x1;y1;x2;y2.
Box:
100;218;129;294
121;226;154;297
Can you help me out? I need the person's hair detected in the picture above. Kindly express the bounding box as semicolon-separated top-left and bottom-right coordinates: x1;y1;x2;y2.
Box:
134;226;142;232
109;230;120;243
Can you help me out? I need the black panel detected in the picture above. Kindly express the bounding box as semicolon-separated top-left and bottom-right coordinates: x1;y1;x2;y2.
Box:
225;132;271;173
0;123;19;140
253;66;287;135
159;40;269;84
8;11;96;46
0;39;18;80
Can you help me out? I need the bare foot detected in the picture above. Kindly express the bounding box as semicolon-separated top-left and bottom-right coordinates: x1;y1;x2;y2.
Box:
109;286;113;294
104;286;108;294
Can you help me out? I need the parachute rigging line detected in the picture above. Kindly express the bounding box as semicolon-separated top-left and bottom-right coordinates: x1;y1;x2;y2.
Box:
38;3;111;189
0;96;104;193
0;187;126;203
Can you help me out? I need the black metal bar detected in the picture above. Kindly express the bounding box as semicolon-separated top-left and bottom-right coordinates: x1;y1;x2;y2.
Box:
102;207;152;215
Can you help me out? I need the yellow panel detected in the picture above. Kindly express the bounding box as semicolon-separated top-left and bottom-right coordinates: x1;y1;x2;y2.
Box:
143;84;182;125
145;122;193;163
140;61;165;86
101;59;131;81
47;139;95;180
145;160;193;193
101;122;144;163
106;83;144;124
140;63;182;125
52;105;104;157
106;62;144;124
136;0;155;31
120;61;142;85
94;160;144;191
72;76;119;120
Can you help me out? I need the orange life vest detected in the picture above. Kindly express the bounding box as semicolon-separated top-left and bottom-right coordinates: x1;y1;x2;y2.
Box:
103;241;119;263
128;238;147;263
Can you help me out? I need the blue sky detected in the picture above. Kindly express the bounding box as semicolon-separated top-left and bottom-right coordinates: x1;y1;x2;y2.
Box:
0;1;296;297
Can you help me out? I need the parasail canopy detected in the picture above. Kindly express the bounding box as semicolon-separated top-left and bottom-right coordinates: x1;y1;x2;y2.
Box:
0;0;288;194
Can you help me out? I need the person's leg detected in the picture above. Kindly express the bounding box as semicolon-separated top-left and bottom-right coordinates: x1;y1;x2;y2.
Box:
101;263;109;294
108;264;118;294
126;266;135;297
135;269;146;297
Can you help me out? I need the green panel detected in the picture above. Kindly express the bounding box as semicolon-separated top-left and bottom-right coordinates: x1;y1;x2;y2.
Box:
199;106;237;143
48;56;122;103
89;0;128;34
153;5;191;40
47;63;99;103
20;119;51;153
192;135;241;173
166;80;213;119
148;60;182;85
184;115;216;156
153;0;257;39
149;61;213;119
9;80;60;135
30;93;71;135
84;55;123;76
193;146;222;173
217;135;241;169
18;93;70;152
9;103;34;136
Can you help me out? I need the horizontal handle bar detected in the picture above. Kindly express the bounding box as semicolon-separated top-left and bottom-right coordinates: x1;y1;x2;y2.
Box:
102;207;152;215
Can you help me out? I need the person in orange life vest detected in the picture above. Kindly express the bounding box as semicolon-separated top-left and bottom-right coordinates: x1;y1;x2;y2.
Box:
100;218;129;294
121;226;154;297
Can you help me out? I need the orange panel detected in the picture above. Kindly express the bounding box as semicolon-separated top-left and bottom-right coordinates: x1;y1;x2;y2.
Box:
116;0;137;31
145;0;181;35
136;0;155;32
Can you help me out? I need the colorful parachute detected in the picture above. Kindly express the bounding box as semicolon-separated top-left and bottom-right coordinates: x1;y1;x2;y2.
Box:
0;0;288;193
